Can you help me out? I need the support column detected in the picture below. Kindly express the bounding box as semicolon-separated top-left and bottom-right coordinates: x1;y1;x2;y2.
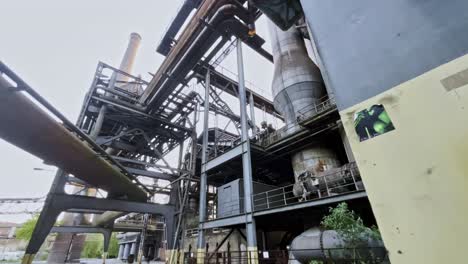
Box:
236;38;258;264
169;139;188;264
137;214;149;264
21;170;67;264
196;69;211;264
101;230;111;264
165;210;176;263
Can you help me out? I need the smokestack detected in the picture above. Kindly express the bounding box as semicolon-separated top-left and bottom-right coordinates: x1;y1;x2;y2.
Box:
268;21;340;180
116;32;142;83
108;32;144;95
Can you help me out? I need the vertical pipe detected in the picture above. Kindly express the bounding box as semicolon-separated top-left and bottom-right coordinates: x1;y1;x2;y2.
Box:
249;93;257;137
236;39;258;264
168;139;187;264
197;70;210;264
89;105;107;140
190;103;199;174
137;214;149;264
214;112;218;156
123;243;130;260
131;242;138;256
118;244;124;260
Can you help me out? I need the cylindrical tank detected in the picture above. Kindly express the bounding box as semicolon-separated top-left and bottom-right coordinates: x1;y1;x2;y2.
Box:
290;228;385;263
123;243;131;260
268;21;326;124
118;244;125;259
268;22;340;181
130;241;138;255
291;145;341;179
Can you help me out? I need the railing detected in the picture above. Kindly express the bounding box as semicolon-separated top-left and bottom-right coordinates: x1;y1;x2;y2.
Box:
252;163;362;212
257;121;302;147
206;163;363;222
93;62;148;101
184;248;388;264
257;96;337;147
297;96;337;122
185;228;231;237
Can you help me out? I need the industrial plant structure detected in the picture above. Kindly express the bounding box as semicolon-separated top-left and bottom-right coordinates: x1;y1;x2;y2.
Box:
0;0;467;264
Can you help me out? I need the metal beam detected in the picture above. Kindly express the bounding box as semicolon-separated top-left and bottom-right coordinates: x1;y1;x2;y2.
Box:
112;156;186;173
49;194;174;216
194;65;282;119
92;95;192;134
65;209;105;214
50;226;109;235
203;143;243;172
201;215;250;229
126;168;177;181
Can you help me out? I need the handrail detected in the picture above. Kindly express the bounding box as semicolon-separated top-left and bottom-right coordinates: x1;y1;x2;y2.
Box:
297;95;337;121
207;163;363;221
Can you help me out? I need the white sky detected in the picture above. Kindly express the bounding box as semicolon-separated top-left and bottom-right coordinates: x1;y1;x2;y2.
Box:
0;1;274;223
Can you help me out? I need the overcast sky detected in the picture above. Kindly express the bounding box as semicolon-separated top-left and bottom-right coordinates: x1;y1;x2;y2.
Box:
0;1;273;223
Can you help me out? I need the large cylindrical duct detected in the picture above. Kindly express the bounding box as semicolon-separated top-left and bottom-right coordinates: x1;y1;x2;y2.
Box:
268;21;340;181
268;21;326;124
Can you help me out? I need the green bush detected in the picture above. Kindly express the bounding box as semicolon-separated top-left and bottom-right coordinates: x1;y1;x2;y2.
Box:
321;202;381;248
16;215;39;241
81;233;119;258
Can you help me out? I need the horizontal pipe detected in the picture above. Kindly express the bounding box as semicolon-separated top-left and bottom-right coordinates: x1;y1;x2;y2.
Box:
141;2;271;111
0;62;148;201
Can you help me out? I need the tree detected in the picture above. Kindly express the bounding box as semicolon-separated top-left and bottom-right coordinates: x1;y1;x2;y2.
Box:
16;215;39;241
81;234;103;258
321;202;381;248
81;233;119;258
108;233;119;258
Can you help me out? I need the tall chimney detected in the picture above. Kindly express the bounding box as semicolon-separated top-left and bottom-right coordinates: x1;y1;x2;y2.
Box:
116;32;142;83
108;33;143;95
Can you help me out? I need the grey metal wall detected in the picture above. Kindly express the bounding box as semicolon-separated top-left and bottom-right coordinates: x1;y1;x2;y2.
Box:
300;0;468;110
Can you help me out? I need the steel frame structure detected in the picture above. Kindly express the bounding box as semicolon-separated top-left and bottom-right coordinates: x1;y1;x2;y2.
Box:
0;2;374;264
